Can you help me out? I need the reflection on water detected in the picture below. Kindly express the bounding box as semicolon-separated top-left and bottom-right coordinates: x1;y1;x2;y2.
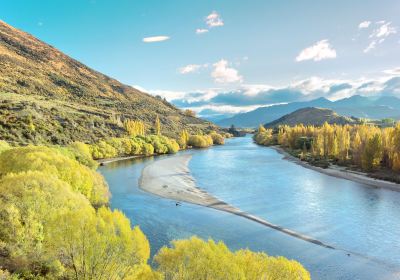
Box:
99;135;400;280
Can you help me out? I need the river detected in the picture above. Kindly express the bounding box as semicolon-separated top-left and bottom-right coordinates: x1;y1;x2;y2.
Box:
99;135;400;279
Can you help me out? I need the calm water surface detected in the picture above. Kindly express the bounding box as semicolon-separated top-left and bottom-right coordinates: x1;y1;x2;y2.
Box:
99;135;400;280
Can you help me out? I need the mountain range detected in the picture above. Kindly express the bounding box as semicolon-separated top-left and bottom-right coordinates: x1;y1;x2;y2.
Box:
0;21;214;145
217;95;400;128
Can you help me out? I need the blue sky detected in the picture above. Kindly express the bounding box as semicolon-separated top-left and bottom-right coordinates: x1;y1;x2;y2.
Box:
1;0;400;119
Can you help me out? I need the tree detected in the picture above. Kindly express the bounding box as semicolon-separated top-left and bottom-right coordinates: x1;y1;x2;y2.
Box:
362;133;383;171
0;146;109;206
124;120;145;137
178;130;190;149
155;115;161;135
184;109;196;117
154;236;310;280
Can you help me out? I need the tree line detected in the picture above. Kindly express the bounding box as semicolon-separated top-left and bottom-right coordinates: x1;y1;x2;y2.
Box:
255;122;400;173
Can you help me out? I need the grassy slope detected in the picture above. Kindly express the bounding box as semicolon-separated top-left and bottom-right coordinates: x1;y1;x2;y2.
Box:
0;20;214;145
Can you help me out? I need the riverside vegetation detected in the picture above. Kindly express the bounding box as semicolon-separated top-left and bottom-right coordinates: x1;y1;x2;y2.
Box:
0;119;310;279
254;122;400;183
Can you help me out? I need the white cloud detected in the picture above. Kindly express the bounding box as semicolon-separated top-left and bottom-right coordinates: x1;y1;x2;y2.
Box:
206;11;224;27
364;21;397;53
372;22;397;38
364;41;377;53
148;89;188;101
196;28;209;34
194;104;262;115
296;40;337;62
142;36;170;43
179;64;208;74
359;21;371;29
211;59;243;83
383;67;400;76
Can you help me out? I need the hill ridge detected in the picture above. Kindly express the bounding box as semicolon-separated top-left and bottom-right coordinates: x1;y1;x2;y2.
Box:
0;20;213;145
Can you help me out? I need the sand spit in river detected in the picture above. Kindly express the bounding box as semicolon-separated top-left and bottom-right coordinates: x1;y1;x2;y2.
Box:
139;154;336;250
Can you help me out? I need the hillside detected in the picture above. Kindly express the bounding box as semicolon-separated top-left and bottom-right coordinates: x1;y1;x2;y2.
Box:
217;95;400;128
265;107;357;128
0;20;214;145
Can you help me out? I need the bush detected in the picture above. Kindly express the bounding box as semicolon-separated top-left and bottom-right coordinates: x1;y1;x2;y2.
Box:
210;132;225;145
0;170;152;279
65;141;98;169
188;135;213;148
90;140;118;159
90;135;180;159
0;146;109;206
0;140;10;154
0;171;92;278
154;236;310;280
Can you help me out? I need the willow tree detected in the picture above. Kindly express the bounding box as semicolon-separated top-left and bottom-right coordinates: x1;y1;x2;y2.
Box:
154;237;310;280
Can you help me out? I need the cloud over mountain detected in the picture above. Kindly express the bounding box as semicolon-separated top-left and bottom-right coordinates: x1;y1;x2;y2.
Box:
147;70;400;120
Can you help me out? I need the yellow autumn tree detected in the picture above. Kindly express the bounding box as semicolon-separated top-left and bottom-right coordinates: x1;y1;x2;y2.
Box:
155;115;161;135
154;236;310;280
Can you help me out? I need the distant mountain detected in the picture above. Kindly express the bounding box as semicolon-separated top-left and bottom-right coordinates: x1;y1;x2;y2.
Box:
0;21;214;145
265;107;357;128
217;95;400;128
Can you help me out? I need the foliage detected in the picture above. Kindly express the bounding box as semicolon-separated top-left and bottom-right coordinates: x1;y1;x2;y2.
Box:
124;120;145;137
209;131;225;145
188;135;213;148
255;122;400;173
183;109;196;117
154;236;310;280
90;135;180;159
56;141;99;169
0;140;11;154
253;125;274;145
155;115;161;135
51;207;151;280
0;146;109;206
178;129;190;149
0;171;92;278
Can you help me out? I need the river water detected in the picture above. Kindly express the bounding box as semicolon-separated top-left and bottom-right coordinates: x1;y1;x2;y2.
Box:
99;135;400;279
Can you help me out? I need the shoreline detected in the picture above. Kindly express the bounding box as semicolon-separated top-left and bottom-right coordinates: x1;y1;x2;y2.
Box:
270;146;400;192
97;154;155;165
139;155;337;250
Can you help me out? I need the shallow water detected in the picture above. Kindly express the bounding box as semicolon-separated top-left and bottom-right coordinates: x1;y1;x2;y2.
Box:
99;135;400;279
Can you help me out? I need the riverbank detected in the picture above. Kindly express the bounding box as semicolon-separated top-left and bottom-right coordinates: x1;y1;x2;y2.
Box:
97;154;157;165
271;146;400;192
139;154;337;250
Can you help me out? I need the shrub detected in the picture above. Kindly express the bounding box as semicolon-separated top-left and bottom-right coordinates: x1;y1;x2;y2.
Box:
0;146;109;206
66;141;98;169
210;132;225;145
0;171;92;278
188;135;213;148
0;171;152;279
154;236;310;280
0;140;10;154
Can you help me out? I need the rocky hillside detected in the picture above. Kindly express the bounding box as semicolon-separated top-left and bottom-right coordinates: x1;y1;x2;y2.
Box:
0;20;214;145
265;107;357;128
